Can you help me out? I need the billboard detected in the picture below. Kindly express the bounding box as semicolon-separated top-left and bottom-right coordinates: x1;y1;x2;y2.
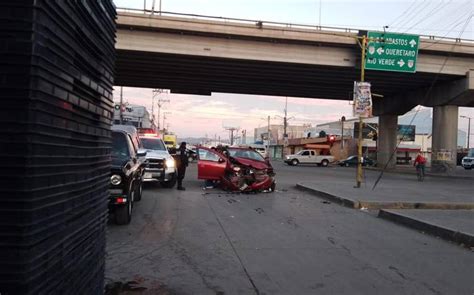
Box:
397;125;416;141
353;123;416;141
353;122;378;140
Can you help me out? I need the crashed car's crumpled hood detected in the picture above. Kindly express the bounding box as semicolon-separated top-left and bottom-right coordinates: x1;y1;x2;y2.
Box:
232;157;270;170
145;149;171;159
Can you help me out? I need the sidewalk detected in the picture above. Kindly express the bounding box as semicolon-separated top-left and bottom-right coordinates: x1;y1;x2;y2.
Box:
296;173;474;247
365;165;474;180
378;209;474;247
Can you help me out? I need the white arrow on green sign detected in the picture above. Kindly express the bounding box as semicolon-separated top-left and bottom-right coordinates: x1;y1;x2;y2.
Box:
365;32;420;73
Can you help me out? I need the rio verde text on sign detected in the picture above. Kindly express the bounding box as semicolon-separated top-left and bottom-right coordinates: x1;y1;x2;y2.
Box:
365;32;420;73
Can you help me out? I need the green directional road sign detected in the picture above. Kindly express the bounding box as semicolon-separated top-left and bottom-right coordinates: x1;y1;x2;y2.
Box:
365;32;420;73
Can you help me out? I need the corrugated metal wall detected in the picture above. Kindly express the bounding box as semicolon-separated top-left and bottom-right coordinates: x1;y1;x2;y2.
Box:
0;1;116;294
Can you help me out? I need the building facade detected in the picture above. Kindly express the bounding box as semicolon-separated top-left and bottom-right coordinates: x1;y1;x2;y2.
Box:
113;103;154;129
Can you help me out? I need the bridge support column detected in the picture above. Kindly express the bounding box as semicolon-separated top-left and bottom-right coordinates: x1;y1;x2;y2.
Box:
377;114;398;169
431;105;458;173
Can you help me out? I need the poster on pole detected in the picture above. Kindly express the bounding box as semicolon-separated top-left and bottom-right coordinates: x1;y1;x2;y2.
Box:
353;81;372;117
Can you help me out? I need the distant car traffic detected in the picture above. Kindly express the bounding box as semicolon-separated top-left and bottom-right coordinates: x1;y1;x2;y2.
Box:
140;136;177;187
461;148;474;170
285;150;335;167
338;155;375;167
109;129;147;225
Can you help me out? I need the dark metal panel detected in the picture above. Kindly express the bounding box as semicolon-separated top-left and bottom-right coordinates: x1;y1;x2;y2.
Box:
0;1;116;294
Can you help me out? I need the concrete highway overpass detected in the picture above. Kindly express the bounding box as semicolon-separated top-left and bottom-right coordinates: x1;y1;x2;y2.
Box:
114;9;474;171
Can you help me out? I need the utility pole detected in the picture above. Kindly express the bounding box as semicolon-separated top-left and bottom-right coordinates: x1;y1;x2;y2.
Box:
267;115;271;156
460;115;471;149
267;115;271;143
151;92;155;130
162;111;171;133
284;97;288;141
341;116;346;150
119;86;124;124
152;89;170;131
356;36;367;188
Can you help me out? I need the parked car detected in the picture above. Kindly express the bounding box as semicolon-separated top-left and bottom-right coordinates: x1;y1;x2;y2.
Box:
338;155;375;167
140;135;177;187
110;130;146;225
284;150;335;167
112;124;143;152
197;146;276;192
461;148;474;170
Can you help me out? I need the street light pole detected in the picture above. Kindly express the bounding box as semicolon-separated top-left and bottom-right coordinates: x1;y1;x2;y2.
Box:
460;115;471;149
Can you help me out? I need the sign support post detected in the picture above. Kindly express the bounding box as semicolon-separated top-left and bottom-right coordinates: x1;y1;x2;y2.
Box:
356;36;366;188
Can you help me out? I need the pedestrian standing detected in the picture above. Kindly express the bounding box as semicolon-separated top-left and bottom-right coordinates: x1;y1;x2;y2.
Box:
176;142;189;190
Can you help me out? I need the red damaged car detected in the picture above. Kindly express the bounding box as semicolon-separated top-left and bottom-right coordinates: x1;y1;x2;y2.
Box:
197;146;276;192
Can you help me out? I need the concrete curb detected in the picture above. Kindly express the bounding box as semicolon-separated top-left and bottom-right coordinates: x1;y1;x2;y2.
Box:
295;183;474;210
295;183;360;208
378;209;474;247
365;167;474;180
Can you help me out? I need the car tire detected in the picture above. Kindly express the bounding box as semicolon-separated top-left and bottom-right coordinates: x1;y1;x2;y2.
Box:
291;159;299;166
161;174;177;188
321;159;329;167
464;167;471;170
345;162;350;167
134;180;143;202
270;181;276;192
115;200;132;225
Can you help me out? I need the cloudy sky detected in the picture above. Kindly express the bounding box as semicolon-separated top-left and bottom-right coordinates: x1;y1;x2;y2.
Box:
113;0;473;143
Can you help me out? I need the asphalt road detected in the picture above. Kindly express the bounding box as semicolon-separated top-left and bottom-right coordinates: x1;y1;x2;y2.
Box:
105;161;474;295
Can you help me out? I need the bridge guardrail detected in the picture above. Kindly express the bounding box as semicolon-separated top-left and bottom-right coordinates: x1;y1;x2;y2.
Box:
116;7;474;46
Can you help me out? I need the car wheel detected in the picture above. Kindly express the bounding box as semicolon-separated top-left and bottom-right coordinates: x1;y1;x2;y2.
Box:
161;174;177;188
270;181;276;192
345;162;350;167
134;180;143;202
115;200;132;225
291;159;299;166
321;159;329;167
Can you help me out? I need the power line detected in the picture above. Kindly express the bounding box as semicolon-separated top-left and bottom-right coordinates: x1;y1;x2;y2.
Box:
372;12;472;190
401;1;454;34
417;0;471;33
387;0;420;28
421;13;473;50
389;0;429;29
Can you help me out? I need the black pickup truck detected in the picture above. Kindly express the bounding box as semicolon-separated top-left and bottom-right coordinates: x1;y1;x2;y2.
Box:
109;130;146;225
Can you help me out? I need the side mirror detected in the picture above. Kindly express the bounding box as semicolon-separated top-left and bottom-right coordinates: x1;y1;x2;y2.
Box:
137;149;147;157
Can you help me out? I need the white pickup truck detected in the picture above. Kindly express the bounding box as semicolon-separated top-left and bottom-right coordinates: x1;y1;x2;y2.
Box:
285;150;335;167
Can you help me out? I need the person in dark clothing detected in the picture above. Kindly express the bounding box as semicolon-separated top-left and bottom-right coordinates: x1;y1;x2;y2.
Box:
175;142;189;190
